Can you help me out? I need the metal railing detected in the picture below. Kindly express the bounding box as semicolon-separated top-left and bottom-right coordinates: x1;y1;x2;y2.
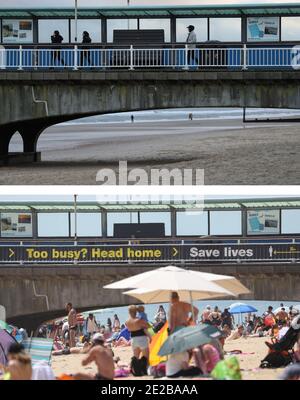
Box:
0;45;298;70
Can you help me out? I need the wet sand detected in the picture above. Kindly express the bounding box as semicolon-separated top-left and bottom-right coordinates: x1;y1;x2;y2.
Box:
2;119;300;185
51;336;284;380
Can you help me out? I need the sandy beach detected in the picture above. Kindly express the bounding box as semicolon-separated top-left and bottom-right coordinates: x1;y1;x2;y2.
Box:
2;119;300;185
51;336;285;380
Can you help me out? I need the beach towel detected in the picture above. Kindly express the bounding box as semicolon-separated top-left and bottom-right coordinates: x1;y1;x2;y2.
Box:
149;322;168;367
0;328;17;366
22;337;54;366
114;368;131;378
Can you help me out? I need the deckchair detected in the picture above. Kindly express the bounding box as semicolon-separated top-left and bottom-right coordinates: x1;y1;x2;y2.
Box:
22;337;54;366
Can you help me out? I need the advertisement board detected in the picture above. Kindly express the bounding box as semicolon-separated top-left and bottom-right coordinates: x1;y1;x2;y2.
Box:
247;209;280;235
247;17;279;42
2;19;33;43
0;213;33;237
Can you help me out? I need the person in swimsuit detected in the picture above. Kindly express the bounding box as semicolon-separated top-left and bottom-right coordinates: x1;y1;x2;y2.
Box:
66;302;77;348
209;306;222;327
126;305;150;361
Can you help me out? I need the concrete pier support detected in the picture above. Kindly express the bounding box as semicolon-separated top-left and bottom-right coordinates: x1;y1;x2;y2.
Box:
0;122;45;165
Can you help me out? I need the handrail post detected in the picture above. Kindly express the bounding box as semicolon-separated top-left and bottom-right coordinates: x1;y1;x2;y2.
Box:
242;44;248;70
0;46;5;70
18;45;23;71
129;45;134;70
73;45;78;71
182;44;189;70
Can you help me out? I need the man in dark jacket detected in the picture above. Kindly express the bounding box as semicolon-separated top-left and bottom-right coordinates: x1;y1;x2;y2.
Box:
81;31;92;66
51;30;65;66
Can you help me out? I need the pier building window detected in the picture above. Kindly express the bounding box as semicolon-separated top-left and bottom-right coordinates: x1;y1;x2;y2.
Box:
281;209;300;234
107;212;138;237
139;19;171;42
38;19;69;43
176;18;208;43
37;213;69;237
70;213;102;237
210;18;241;42
70;19;102;43
107;19;138;42
0;212;32;237
139;212;171;236
281;17;300;41
176;211;208;236
210;211;242;235
2;19;33;43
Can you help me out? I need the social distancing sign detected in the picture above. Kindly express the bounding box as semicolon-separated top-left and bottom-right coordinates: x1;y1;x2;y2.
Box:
0;243;299;264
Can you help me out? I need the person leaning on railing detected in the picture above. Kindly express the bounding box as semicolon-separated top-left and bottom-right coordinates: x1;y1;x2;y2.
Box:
51;30;65;67
81;31;92;67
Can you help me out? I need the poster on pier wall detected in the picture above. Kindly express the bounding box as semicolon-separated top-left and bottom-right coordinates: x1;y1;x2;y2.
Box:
247;209;280;235
0;213;32;237
2;19;33;43
247;17;279;42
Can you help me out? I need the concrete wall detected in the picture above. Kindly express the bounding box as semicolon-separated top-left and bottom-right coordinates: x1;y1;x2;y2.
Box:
2;71;300;128
1;263;300;331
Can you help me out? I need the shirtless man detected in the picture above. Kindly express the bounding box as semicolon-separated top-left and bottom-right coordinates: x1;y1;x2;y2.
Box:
276;308;288;324
74;334;115;380
168;292;199;334
66;302;77;348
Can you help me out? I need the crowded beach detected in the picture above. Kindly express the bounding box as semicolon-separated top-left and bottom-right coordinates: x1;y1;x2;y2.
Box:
1;296;300;381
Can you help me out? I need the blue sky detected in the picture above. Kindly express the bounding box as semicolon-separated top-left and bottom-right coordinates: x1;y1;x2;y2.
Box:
1;0;300;8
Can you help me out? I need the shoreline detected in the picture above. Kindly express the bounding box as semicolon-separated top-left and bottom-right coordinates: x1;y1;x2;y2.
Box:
2;119;300;185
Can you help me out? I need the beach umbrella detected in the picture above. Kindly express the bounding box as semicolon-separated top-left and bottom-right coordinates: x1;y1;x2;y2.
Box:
158;323;222;357
0;328;17;366
123;270;250;303
228;303;258;314
105;266;238;301
229;303;258;325
104;266;236;321
0;320;10;330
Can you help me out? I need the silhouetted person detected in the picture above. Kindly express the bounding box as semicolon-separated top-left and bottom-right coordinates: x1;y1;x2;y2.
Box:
81;31;92;66
51;30;65;66
186;25;198;66
131;115;134;123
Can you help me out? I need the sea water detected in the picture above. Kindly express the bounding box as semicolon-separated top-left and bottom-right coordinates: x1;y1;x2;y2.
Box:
87;300;300;327
60;108;300;126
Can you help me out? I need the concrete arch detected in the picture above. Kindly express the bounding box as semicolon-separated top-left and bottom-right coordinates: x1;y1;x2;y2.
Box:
8;131;23;153
2;70;300;162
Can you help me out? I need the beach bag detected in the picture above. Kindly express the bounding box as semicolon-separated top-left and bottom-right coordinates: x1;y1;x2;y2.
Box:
211;356;242;380
130;356;148;376
260;351;292;369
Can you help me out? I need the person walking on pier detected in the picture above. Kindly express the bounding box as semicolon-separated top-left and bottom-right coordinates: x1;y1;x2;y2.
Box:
51;30;65;66
186;25;199;67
